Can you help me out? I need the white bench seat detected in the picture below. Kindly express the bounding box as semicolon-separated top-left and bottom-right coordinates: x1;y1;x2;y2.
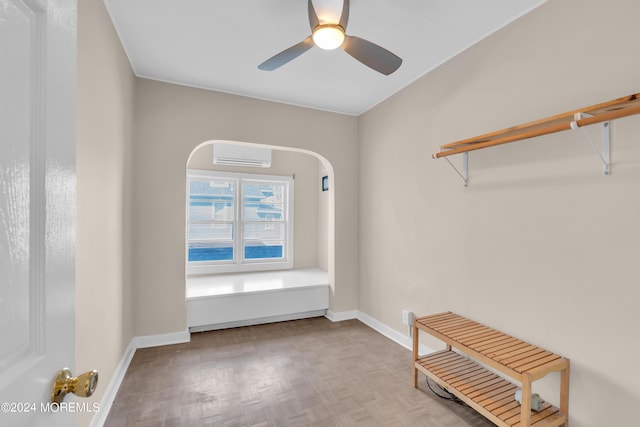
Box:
187;268;329;331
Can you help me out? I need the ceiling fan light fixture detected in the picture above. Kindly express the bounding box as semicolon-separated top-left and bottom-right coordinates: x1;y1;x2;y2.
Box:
312;24;345;50
258;0;402;75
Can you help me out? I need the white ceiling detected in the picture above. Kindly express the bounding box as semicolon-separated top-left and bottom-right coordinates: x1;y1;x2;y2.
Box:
104;0;545;116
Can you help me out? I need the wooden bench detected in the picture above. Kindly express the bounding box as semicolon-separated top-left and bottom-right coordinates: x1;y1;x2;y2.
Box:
413;312;569;427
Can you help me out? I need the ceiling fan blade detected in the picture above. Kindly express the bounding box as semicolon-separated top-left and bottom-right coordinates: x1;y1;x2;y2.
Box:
258;37;314;71
308;0;319;30
342;35;402;75
339;0;349;30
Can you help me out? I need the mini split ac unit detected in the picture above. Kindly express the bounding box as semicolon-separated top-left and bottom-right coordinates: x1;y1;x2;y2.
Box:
212;143;272;168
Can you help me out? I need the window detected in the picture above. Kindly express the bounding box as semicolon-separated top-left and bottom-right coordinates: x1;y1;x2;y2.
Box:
187;170;293;274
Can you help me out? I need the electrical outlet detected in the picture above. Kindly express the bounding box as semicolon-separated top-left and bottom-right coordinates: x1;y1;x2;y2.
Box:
402;310;413;326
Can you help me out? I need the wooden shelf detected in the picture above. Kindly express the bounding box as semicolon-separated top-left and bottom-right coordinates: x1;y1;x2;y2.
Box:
416;351;565;427
433;92;640;159
413;312;570;427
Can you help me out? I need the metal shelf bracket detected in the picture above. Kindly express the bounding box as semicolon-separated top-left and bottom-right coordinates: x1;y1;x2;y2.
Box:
571;112;611;176
444;152;469;187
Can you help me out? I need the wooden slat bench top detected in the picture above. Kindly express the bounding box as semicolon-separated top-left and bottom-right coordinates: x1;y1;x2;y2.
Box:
415;312;569;381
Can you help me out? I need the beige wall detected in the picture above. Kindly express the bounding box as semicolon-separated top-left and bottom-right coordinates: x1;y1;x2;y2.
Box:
358;0;640;426
132;79;358;335
78;0;640;425
318;161;330;271
76;0;135;425
187;144;323;270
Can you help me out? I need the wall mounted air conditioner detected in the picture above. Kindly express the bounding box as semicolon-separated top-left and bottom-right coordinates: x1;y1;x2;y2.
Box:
212;143;272;168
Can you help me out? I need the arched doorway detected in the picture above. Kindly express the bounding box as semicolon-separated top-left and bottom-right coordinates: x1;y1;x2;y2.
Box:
184;140;335;330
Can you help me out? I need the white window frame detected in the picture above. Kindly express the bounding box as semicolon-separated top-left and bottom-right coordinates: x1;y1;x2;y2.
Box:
187;169;294;275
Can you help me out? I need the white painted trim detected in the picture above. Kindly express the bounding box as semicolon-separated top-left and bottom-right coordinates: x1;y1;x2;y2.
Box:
326;310;434;354
90;330;191;426
89;339;137;427
134;329;191;349
325;309;358;322
190;310;326;332
356;311;434;355
356;311;413;350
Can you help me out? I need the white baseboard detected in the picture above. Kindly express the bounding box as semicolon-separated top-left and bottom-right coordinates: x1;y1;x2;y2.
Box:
134;329;191;349
89;339;136;427
90;330;190;427
356;311;414;350
326;310;434;355
325;309;358;322
356;310;434;355
190;310;327;332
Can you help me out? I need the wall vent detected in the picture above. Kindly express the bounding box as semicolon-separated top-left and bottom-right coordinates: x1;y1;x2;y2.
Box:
213;143;271;168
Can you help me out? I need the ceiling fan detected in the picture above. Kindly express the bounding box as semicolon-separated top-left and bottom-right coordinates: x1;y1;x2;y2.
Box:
258;0;402;75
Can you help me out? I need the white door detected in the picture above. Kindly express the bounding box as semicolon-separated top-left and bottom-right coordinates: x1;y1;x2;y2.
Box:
0;0;77;426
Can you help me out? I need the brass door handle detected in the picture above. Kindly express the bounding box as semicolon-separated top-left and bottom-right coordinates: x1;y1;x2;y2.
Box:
51;368;98;404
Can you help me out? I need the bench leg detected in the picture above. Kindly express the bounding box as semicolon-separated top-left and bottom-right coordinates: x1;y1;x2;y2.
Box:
412;324;419;387
560;363;570;426
520;374;532;427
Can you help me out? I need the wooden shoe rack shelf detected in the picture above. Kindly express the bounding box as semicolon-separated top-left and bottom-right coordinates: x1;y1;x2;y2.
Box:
413;312;570;427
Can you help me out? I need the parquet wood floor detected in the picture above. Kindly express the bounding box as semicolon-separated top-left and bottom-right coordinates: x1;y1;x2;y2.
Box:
104;317;495;426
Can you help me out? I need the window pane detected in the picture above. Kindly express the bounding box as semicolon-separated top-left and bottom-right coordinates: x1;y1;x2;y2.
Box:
243;182;285;203
189;201;234;221
245;244;282;259
189;243;233;262
243;182;286;221
244;202;284;222
189;179;235;221
244;223;284;259
188;223;234;261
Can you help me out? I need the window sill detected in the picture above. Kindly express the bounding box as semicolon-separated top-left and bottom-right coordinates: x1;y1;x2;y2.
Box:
187;259;293;276
186;268;329;300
